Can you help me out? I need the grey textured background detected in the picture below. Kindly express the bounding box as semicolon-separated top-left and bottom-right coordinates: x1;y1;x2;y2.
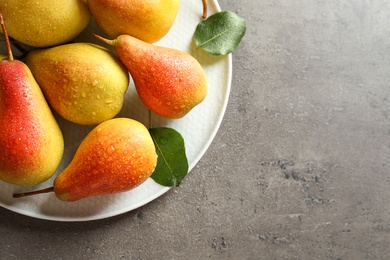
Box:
1;0;390;259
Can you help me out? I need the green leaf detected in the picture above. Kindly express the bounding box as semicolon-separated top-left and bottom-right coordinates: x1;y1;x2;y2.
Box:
194;10;246;55
149;127;189;187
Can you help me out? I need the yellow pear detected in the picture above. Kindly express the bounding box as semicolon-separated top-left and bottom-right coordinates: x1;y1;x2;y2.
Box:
0;0;91;47
86;0;180;43
0;14;64;186
25;43;129;125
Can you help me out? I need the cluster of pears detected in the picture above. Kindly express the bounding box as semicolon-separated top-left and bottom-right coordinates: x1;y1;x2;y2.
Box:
0;0;208;201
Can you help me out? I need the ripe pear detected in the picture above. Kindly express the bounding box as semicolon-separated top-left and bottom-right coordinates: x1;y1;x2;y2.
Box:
0;14;64;186
94;34;208;119
25;43;129;125
0;0;91;47
14;118;158;202
86;0;180;43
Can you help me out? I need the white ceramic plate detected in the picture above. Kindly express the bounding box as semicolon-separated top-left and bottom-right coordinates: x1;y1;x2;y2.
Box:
0;0;232;221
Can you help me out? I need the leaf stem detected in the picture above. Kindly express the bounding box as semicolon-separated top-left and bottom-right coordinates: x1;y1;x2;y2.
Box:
202;0;208;19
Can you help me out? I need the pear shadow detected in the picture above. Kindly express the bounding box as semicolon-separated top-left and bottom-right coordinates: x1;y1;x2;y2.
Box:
5;189;132;222
115;80;149;125
37;191;122;220
73;16;115;53
186;32;230;66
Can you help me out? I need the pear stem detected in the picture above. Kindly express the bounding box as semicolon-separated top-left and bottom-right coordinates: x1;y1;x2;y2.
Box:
0;12;14;61
13;187;54;198
202;0;208;19
93;33;115;46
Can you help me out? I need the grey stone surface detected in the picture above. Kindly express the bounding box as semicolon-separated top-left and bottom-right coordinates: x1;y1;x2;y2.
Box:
1;0;390;259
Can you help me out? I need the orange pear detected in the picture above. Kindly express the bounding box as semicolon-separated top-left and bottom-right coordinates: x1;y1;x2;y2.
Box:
14;118;158;201
94;34;208;119
0;14;64;186
86;0;180;43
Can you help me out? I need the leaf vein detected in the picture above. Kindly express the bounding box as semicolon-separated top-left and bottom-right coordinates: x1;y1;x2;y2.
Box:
151;134;175;175
198;27;233;47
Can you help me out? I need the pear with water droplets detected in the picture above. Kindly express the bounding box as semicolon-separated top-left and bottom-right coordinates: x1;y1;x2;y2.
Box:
86;0;180;43
0;0;91;47
14;118;158;201
0;14;64;186
25;42;129;125
54;118;157;201
94;34;208;119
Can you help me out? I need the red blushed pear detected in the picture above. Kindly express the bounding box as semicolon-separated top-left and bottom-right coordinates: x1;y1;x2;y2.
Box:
13;118;158;202
94;34;208;119
0;13;64;186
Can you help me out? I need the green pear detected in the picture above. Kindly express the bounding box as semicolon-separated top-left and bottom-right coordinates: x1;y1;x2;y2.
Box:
94;34;208;119
0;0;91;47
25;43;129;125
0;14;64;186
13;118;158;202
86;0;180;43
0;54;6;61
